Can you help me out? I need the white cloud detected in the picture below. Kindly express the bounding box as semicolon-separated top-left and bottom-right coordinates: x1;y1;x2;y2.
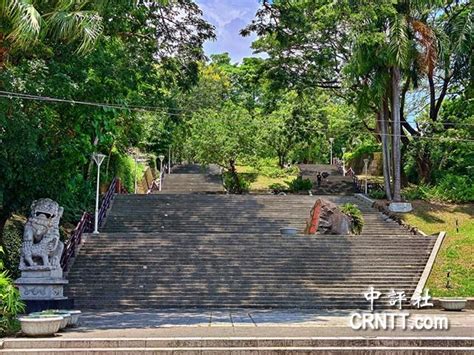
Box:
196;0;262;63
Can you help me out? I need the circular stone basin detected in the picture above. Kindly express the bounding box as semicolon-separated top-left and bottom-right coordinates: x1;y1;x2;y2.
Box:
19;316;63;336
280;227;298;236
65;310;82;326
31;310;73;328
440;298;467;311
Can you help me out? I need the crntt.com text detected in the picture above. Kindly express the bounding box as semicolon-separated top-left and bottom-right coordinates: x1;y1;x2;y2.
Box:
350;312;449;331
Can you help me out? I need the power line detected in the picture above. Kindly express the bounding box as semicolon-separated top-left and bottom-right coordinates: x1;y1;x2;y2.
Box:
2;90;474;126
1;90;473;142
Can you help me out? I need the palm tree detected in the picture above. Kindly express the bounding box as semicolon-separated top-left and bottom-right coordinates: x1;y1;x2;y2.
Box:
0;0;123;66
387;1;441;201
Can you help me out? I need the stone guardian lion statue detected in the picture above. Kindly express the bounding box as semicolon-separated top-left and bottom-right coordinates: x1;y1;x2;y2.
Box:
20;198;64;270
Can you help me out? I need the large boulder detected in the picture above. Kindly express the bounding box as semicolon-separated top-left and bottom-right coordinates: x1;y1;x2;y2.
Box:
305;199;353;235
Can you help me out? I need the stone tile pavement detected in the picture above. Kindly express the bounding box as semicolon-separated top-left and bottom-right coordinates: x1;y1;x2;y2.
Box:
50;308;473;338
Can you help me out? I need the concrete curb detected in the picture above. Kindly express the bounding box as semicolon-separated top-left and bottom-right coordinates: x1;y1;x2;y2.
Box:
354;193;429;236
413;231;447;302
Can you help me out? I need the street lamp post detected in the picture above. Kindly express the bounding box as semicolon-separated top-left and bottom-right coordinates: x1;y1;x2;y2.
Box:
158;154;165;191
168;146;171;174
363;158;369;194
92;153;106;234
341;148;346;176
329;137;334;165
134;152;138;194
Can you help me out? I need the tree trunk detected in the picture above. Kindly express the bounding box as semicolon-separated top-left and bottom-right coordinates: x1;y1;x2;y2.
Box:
228;159;242;194
277;151;287;169
380;101;392;201
391;66;402;202
417;150;433;183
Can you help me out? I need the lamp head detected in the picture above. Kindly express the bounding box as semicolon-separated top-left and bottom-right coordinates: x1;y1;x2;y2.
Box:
158;154;165;161
329;137;334;143
92;153;106;166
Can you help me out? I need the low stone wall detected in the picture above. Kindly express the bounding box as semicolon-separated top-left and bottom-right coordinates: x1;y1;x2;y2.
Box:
355;194;427;236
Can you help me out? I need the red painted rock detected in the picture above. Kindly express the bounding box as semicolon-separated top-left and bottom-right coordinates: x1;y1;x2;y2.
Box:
313;199;352;235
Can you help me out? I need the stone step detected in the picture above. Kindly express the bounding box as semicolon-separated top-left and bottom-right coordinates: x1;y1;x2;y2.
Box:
67;167;432;310
3;337;472;350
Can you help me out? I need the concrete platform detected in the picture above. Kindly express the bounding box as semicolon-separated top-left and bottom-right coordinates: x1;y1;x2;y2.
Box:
2;309;472;353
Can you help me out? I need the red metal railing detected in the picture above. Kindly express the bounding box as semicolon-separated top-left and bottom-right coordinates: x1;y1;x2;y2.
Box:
60;211;92;270
61;177;125;271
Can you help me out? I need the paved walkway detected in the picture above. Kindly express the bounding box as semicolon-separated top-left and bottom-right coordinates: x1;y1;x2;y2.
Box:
52;309;474;338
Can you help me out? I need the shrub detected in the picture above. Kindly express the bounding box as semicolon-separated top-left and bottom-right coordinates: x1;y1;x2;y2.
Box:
368;189;386;200
286;176;313;192
430;174;474;203
254;159;300;178
223;172;250;194
269;183;287;194
1;218;23;279
402;175;473;203
340;203;364;235
402;184;429;201
0;247;25;337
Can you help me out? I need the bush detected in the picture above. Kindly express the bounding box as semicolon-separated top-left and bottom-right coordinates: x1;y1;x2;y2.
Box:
402;175;473;203
402;184;429;201
340;203;364;235
0;247;25;337
269;183;287;194
254;158;300;178
223;172;250;194
368;189;386;200
430;174;474;203
286;176;313;192
1;218;23;279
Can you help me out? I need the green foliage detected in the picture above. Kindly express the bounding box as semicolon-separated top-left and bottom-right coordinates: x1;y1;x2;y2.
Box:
345;140;380;163
0;0;214;232
402;175;474;203
257;165;298;179
223;172;249;194
340;203;364;235
368;189;386;200
187;102;257;169
108;151;146;193
402;185;430;201
429;175;474;203
1;219;23;279
0;247;25;337
285;177;313;193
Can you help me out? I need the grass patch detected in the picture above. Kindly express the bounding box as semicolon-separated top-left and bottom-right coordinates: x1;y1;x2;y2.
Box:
398;200;473;297
236;165;298;192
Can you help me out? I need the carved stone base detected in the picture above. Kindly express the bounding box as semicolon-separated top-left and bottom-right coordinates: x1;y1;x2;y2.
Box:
15;269;68;301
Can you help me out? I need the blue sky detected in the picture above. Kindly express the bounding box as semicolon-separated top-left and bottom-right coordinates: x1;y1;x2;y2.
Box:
196;0;261;63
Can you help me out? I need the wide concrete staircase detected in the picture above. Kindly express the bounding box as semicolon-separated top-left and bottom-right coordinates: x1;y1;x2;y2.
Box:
66;187;436;309
300;164;355;195
161;164;224;194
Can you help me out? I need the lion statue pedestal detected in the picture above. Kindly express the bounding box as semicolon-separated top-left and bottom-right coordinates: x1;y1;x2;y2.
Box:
15;199;72;311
